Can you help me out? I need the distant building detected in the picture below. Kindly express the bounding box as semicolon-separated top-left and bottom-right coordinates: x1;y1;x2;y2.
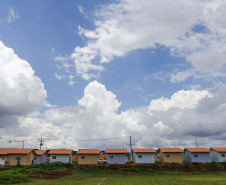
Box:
132;148;155;163
77;149;100;165
34;150;47;164
105;149;128;164
158;148;184;163
209;148;226;162
48;149;73;163
0;148;36;166
184;148;211;163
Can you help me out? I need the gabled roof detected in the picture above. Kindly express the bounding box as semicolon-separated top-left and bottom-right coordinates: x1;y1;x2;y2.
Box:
185;148;211;153
35;150;46;156
77;149;100;154
105;149;128;154
48;149;73;155
211;148;226;153
158;148;184;153
0;148;34;155
132;148;156;153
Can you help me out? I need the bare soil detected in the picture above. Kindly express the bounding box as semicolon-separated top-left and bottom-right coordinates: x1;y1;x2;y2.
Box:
26;169;73;179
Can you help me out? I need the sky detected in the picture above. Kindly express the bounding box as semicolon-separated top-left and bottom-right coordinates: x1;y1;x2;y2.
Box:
1;0;226;150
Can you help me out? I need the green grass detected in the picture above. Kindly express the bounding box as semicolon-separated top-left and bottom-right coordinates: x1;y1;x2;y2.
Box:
0;169;30;184
21;173;226;185
1;162;226;184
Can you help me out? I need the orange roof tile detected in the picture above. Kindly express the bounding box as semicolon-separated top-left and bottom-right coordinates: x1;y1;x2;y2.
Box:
77;149;100;154
35;150;46;156
105;149;128;154
0;148;34;155
48;149;73;155
132;148;156;153
185;148;211;153
211;148;226;152
159;148;184;153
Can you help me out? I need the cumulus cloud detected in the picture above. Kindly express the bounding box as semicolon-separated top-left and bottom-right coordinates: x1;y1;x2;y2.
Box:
0;41;47;127
70;0;226;80
148;90;211;114
2;80;226;149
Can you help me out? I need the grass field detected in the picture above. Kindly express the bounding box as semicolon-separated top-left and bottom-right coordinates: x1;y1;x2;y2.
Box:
2;162;226;184
22;173;226;185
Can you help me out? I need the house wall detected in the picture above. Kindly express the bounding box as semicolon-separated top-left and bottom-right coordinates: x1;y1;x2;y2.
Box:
159;151;183;163
133;153;155;163
185;151;211;162
210;150;226;162
107;153;126;164
5;152;35;166
49;154;72;163
78;154;98;165
34;154;47;164
0;155;6;165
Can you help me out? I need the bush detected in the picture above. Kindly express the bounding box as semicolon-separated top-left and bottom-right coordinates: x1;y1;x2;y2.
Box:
39;161;73;169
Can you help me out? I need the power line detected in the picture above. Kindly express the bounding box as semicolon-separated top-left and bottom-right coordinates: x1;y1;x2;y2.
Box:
45;136;130;142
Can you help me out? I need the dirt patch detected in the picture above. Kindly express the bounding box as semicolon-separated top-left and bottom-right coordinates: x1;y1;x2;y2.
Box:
26;169;73;180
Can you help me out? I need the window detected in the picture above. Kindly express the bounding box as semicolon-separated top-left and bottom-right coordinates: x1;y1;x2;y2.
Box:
110;155;113;159
194;154;198;157
221;154;225;157
52;156;56;159
15;156;21;161
81;156;85;159
138;155;142;158
34;157;36;160
166;154;170;158
2;156;6;160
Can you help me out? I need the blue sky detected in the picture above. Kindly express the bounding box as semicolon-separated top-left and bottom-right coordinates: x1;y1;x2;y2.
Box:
1;0;226;150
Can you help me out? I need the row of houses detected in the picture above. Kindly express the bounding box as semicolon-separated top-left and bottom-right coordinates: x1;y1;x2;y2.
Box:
1;147;226;166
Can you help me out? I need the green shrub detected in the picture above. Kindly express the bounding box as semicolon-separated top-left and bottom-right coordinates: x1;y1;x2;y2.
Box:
0;170;30;184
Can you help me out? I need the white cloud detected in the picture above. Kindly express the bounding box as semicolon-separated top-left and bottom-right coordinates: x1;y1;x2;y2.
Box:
55;55;71;62
170;71;193;83
153;121;170;130
7;7;19;23
54;73;65;80
148;89;211;114
0;41;48;127
1;80;226;149
78;80;121;112
68;81;75;85
69;0;226;81
77;5;88;18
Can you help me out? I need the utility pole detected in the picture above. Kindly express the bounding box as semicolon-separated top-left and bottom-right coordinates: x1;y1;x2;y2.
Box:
39;137;44;150
22;140;25;148
130;136;132;152
129;135;132;162
195;138;197;148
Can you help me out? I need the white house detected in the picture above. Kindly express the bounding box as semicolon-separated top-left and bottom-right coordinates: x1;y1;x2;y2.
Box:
48;149;73;163
210;148;226;162
184;148;211;163
34;150;47;164
132;148;155;163
105;149;128;164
